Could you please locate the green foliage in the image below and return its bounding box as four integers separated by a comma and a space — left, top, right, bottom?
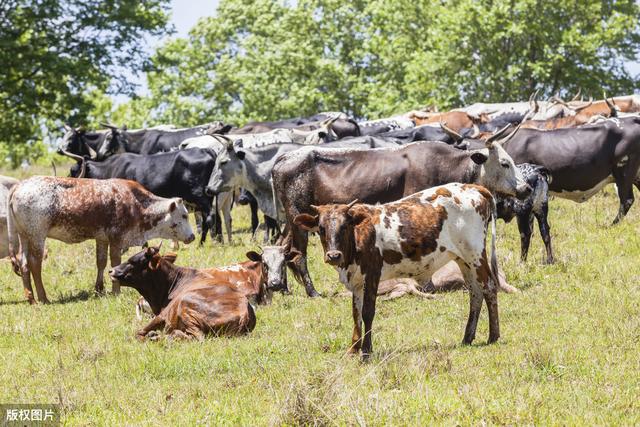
0, 0, 171, 166
104, 0, 640, 128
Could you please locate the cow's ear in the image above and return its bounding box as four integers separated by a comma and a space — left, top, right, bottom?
470, 149, 489, 165
294, 214, 319, 231
169, 201, 177, 212
348, 206, 371, 226
162, 252, 178, 264
236, 150, 246, 160
285, 249, 301, 261
246, 251, 262, 262
148, 254, 162, 270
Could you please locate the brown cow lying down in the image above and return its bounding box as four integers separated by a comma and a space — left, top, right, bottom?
135, 246, 296, 319
111, 246, 256, 340
8, 177, 195, 304
295, 183, 504, 359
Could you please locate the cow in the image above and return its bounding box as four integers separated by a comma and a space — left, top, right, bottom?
357, 116, 415, 136
293, 183, 503, 359
499, 116, 640, 224
521, 98, 617, 130
110, 246, 255, 341
231, 112, 348, 134
553, 94, 640, 118
135, 245, 295, 319
66, 148, 224, 244
405, 111, 484, 132
7, 177, 195, 304
495, 164, 554, 264
272, 133, 531, 297
375, 125, 456, 145
205, 141, 303, 243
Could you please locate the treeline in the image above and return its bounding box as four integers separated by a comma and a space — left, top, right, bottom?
2, 0, 640, 165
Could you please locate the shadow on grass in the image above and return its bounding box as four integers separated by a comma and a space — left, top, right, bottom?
55, 290, 94, 304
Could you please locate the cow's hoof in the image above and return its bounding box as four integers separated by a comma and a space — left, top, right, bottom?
462, 338, 474, 346
360, 352, 372, 363
148, 331, 161, 341
487, 335, 500, 344
306, 289, 322, 298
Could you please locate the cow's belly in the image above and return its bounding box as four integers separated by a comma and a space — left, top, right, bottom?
551, 175, 614, 202
379, 253, 452, 283
47, 225, 106, 244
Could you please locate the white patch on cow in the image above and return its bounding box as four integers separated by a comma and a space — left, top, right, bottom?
216, 264, 244, 272
552, 176, 615, 202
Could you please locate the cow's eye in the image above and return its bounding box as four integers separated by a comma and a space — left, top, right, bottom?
500, 160, 510, 168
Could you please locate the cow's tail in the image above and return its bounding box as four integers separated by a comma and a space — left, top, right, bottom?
7, 185, 22, 276
490, 195, 518, 293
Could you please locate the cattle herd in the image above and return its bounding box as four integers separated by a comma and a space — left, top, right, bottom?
3, 92, 640, 359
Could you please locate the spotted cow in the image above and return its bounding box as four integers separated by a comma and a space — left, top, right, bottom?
294, 183, 502, 359
8, 177, 195, 304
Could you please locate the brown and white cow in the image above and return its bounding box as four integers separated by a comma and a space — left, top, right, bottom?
294, 183, 502, 360
111, 246, 256, 341
135, 246, 296, 318
7, 177, 195, 304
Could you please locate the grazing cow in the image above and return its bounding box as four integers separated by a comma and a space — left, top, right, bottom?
135, 246, 295, 318
67, 148, 223, 244
500, 116, 640, 224
272, 135, 530, 297
110, 246, 255, 341
496, 164, 553, 264
8, 177, 195, 304
294, 183, 502, 359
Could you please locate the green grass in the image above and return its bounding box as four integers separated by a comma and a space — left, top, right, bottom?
1, 165, 640, 425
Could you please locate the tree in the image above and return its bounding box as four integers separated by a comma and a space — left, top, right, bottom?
97, 0, 640, 128
0, 0, 171, 166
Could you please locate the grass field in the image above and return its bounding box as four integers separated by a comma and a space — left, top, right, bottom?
1, 164, 639, 425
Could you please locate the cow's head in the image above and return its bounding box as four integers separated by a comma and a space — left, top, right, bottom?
96, 123, 128, 160
245, 246, 299, 294
294, 200, 363, 268
205, 139, 244, 196
58, 125, 99, 159
442, 122, 531, 199
157, 198, 195, 244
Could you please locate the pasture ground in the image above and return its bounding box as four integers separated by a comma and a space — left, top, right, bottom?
1, 164, 639, 425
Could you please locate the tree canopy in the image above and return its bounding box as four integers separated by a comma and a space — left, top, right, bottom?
2, 0, 640, 164
0, 0, 171, 165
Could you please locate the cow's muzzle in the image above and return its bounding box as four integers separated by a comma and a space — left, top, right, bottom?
515, 183, 533, 200
183, 233, 196, 244
325, 250, 343, 266
267, 279, 287, 292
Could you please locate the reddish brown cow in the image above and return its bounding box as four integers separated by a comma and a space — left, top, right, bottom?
111, 246, 256, 341
406, 111, 487, 132
8, 177, 195, 304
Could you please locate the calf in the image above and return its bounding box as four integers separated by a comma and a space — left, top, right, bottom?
110, 246, 256, 340
8, 177, 195, 304
294, 183, 502, 359
496, 164, 553, 264
135, 246, 294, 318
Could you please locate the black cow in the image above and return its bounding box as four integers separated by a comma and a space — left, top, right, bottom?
58, 126, 114, 159
500, 116, 640, 224
376, 124, 456, 144
232, 113, 346, 134
68, 149, 218, 244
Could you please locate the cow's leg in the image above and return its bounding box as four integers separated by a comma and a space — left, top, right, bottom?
288, 226, 320, 297
27, 241, 48, 304
95, 240, 108, 294
137, 315, 166, 341
516, 212, 534, 262
200, 205, 211, 245
109, 243, 122, 294
194, 211, 203, 235
19, 244, 36, 304
468, 256, 500, 344
348, 288, 363, 354
248, 196, 260, 240
484, 288, 500, 344
360, 278, 379, 361
220, 193, 233, 244
612, 163, 638, 224
535, 202, 554, 264
458, 262, 483, 345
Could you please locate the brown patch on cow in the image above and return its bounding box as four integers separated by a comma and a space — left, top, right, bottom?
453, 196, 460, 205
461, 184, 493, 220
383, 215, 391, 229
425, 187, 453, 202
397, 204, 449, 261
475, 249, 490, 288
382, 249, 403, 265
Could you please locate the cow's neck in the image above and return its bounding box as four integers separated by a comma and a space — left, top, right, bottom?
466, 162, 482, 186
143, 263, 197, 314
241, 261, 267, 304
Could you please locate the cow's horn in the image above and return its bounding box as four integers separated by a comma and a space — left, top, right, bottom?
485, 124, 512, 144
100, 122, 118, 130
83, 141, 98, 159
439, 121, 463, 142
309, 204, 320, 213
346, 199, 359, 209
572, 98, 593, 113
571, 88, 581, 102
58, 148, 84, 162
63, 123, 73, 132
470, 124, 481, 138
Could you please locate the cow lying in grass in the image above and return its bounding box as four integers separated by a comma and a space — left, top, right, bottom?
111, 246, 256, 340
135, 246, 295, 319
294, 183, 503, 360
8, 177, 195, 304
